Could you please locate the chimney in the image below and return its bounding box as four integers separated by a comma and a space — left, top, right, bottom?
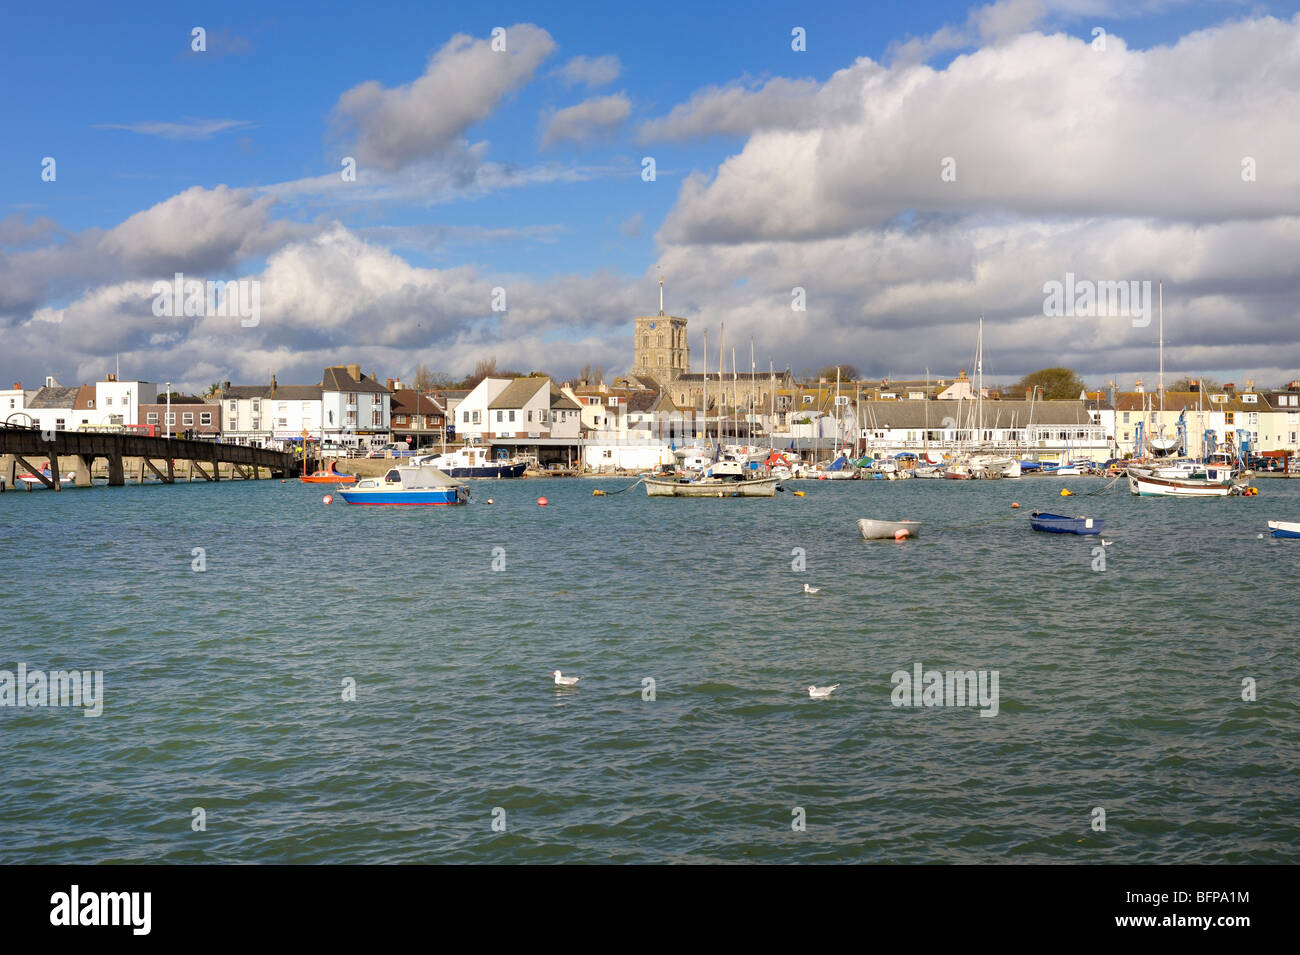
386, 378, 395, 391
270, 374, 277, 397
346, 363, 362, 381
1135, 378, 1144, 394
223, 380, 231, 391
1025, 387, 1033, 401
11, 381, 19, 390
1224, 382, 1236, 393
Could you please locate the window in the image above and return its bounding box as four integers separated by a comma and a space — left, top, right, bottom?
87, 399, 94, 408
276, 418, 287, 427
608, 397, 619, 406
496, 410, 503, 422
229, 400, 237, 412
1242, 393, 1257, 404
1225, 412, 1235, 425
508, 410, 515, 422
463, 411, 469, 423
540, 410, 548, 424
278, 402, 288, 412
252, 399, 261, 412
1122, 412, 1130, 424
105, 396, 112, 405
527, 410, 533, 422
472, 410, 481, 424
167, 413, 176, 425
803, 396, 813, 405
200, 412, 212, 426
147, 412, 159, 424
55, 417, 65, 430
183, 412, 194, 425
396, 415, 406, 425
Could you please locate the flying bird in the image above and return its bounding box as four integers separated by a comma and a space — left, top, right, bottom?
803, 583, 821, 594
552, 670, 580, 687
807, 684, 840, 699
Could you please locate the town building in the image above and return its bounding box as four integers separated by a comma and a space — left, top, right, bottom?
320, 364, 390, 451
388, 386, 446, 449
630, 278, 690, 381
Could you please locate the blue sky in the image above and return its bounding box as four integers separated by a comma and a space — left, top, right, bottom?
3, 0, 1300, 390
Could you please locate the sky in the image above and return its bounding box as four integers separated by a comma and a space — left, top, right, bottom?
2, 0, 1299, 394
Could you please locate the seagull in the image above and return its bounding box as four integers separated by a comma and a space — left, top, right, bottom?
552, 670, 580, 687
1100, 539, 1114, 547
808, 684, 839, 699
803, 583, 821, 594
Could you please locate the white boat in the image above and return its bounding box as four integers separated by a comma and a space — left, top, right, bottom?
857, 518, 921, 540
1126, 467, 1239, 497
645, 460, 778, 497
971, 454, 1021, 478
1267, 521, 1300, 539
16, 465, 76, 488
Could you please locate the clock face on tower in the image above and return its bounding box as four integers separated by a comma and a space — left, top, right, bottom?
648, 321, 656, 329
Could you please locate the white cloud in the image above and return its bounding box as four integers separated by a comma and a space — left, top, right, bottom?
540, 94, 631, 148
91, 119, 254, 140
555, 54, 622, 88
638, 76, 825, 141
331, 23, 556, 171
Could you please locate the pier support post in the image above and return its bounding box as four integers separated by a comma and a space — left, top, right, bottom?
72, 454, 92, 488
48, 444, 61, 490
211, 454, 221, 481
167, 458, 175, 483
142, 458, 170, 484
107, 454, 125, 486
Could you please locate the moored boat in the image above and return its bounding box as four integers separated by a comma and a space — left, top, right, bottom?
1028, 511, 1104, 535
645, 461, 778, 497
1126, 467, 1239, 497
338, 464, 469, 505
1267, 520, 1300, 539
412, 445, 526, 478
302, 462, 357, 484
856, 518, 921, 540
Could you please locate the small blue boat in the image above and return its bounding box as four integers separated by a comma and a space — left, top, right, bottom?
338, 464, 469, 505
1267, 521, 1300, 539
1029, 510, 1104, 535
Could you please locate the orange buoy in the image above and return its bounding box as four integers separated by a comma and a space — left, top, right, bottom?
322, 494, 333, 504
537, 497, 548, 506
893, 528, 909, 541
1011, 502, 1020, 509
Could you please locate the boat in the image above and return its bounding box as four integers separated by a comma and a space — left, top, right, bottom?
1125, 467, 1240, 497
645, 460, 778, 497
15, 464, 76, 488
337, 464, 469, 505
1028, 511, 1104, 535
856, 518, 921, 540
412, 445, 526, 478
302, 462, 356, 484
815, 453, 857, 480
1267, 521, 1300, 539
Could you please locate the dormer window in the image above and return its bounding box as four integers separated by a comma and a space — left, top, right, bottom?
1210, 394, 1228, 404
1242, 393, 1257, 404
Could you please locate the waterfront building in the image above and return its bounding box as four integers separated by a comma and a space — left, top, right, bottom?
1111, 384, 1299, 457
138, 395, 220, 437
0, 381, 26, 426
388, 387, 446, 449
630, 278, 690, 381
320, 364, 391, 451
219, 378, 324, 448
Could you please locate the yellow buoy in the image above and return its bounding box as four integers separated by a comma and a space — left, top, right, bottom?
593, 489, 606, 496
793, 490, 805, 497
1060, 488, 1073, 496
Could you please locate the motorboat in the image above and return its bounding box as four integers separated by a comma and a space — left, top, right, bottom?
412, 445, 526, 478
302, 462, 356, 484
1126, 467, 1239, 497
338, 464, 469, 505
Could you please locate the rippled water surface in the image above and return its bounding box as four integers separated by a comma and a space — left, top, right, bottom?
2, 474, 1298, 863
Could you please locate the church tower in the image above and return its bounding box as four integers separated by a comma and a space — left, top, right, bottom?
631, 277, 690, 382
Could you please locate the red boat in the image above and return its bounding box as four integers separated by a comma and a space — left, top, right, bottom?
301, 462, 356, 484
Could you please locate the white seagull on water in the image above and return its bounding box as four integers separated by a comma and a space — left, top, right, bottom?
552, 670, 580, 687
1100, 539, 1114, 547
807, 684, 839, 699
803, 583, 821, 594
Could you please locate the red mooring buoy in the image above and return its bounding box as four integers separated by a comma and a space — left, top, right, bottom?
537, 496, 548, 507
323, 494, 333, 505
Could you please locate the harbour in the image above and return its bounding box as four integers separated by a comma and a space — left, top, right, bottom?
2, 474, 1297, 864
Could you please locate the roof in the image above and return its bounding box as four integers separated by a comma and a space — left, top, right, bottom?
1112, 391, 1270, 414
548, 382, 582, 411
26, 385, 81, 409
857, 399, 1095, 429
321, 366, 388, 394
73, 385, 95, 409
489, 378, 547, 409
626, 391, 675, 413
390, 389, 443, 415
220, 384, 323, 400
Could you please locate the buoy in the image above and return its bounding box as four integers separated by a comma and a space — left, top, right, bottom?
1011, 501, 1020, 509
893, 528, 909, 541
793, 490, 805, 497
537, 497, 548, 506
322, 494, 333, 504
281, 480, 286, 484
486, 498, 494, 504
593, 489, 606, 496
1060, 488, 1073, 496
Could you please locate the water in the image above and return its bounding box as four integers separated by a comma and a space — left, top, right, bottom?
2, 475, 1298, 863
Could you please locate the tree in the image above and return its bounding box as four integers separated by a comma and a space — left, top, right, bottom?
1014, 367, 1087, 400
1168, 376, 1221, 393
464, 358, 498, 388
203, 383, 220, 397
579, 363, 604, 385
817, 364, 861, 381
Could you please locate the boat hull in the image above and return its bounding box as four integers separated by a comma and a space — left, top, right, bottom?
338, 487, 467, 505
1028, 512, 1103, 535
645, 477, 778, 497
1267, 521, 1300, 539
857, 518, 921, 540
437, 462, 527, 479
1126, 468, 1234, 497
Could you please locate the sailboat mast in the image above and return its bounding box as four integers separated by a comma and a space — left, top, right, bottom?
731, 346, 737, 446
769, 359, 775, 453
702, 329, 707, 444
749, 337, 755, 444
718, 323, 725, 446
1158, 281, 1164, 415
977, 314, 984, 443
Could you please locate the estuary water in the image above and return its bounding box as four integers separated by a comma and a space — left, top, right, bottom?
2, 474, 1298, 863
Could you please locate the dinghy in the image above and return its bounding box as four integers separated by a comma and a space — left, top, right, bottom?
857, 518, 921, 540
1028, 511, 1103, 535
1267, 521, 1300, 539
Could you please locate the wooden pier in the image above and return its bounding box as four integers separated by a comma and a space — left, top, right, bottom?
0, 425, 298, 491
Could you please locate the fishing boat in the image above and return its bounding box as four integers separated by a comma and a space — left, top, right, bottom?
412, 445, 526, 478
1267, 521, 1300, 539
645, 460, 778, 497
856, 518, 921, 540
301, 462, 356, 484
1125, 467, 1239, 497
1028, 511, 1104, 535
337, 464, 469, 505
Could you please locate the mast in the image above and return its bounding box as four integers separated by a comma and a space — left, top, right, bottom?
769, 359, 775, 453
702, 329, 707, 444
977, 314, 984, 446
749, 337, 755, 444
731, 346, 737, 445
718, 323, 725, 447
835, 365, 841, 454
1158, 281, 1164, 416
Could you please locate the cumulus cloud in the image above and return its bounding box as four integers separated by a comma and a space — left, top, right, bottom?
660, 18, 1300, 244
331, 23, 556, 171
540, 94, 631, 148
639, 76, 825, 141
555, 54, 622, 88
